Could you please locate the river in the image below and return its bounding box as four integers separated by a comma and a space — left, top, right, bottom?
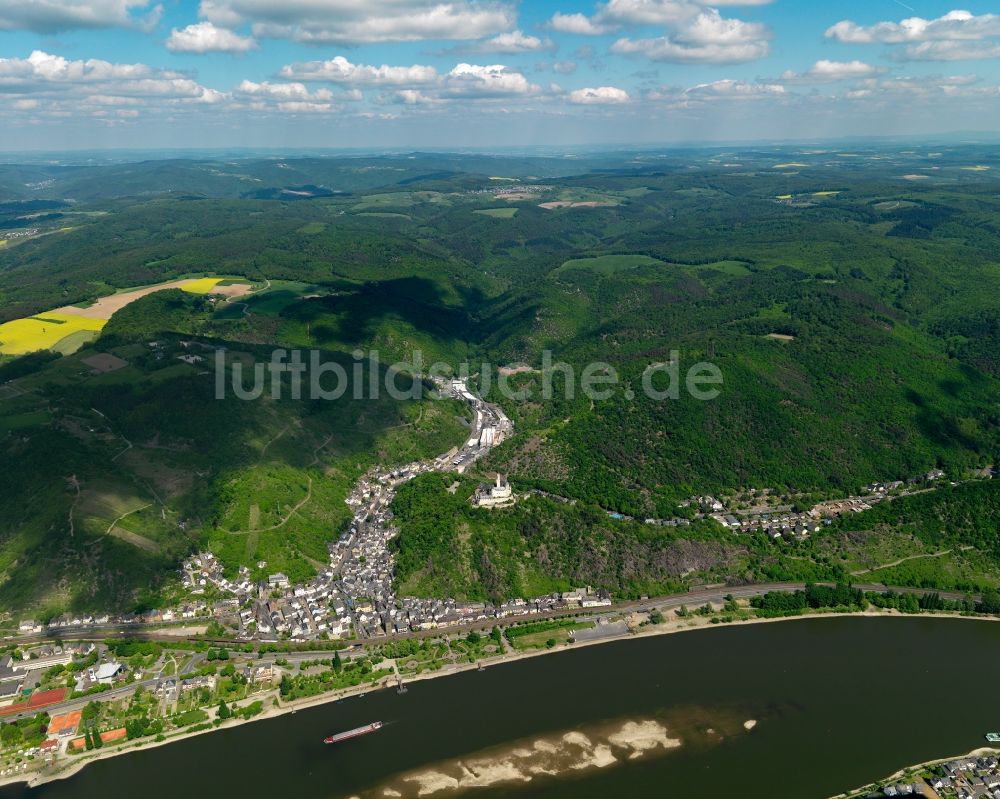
3, 616, 997, 799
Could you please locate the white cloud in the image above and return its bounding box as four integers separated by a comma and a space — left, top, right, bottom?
236, 79, 331, 100
234, 79, 339, 112
0, 0, 161, 33
611, 10, 770, 63
277, 56, 539, 105
197, 0, 242, 28
827, 10, 1000, 61
271, 101, 336, 113
894, 40, 1000, 61
1, 50, 173, 90
807, 59, 879, 79
201, 0, 515, 44
0, 50, 225, 121
685, 78, 784, 98
467, 30, 554, 53
643, 77, 785, 106
547, 11, 613, 35
826, 10, 1000, 44
444, 63, 538, 97
393, 88, 441, 105
279, 56, 437, 85
166, 21, 257, 53
839, 74, 997, 104
568, 85, 630, 104
597, 0, 699, 27
781, 59, 882, 82
547, 0, 774, 35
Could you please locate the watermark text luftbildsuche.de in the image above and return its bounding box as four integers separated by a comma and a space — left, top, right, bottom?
215, 348, 723, 403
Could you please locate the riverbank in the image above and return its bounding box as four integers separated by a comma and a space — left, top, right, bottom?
830, 747, 1000, 799
7, 606, 999, 791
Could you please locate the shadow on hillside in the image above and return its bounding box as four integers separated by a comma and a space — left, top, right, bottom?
280, 276, 474, 348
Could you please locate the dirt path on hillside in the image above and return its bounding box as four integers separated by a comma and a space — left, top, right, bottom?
54, 279, 251, 320
849, 547, 971, 576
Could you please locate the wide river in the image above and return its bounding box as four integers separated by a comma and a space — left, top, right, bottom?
4, 617, 999, 799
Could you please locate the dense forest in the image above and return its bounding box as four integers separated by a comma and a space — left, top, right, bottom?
390, 473, 745, 602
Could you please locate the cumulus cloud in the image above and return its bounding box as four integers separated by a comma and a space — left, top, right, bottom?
465, 30, 554, 53
200, 0, 515, 44
841, 74, 997, 103
392, 88, 441, 105
894, 40, 1000, 61
234, 78, 339, 111
825, 9, 1000, 61
780, 59, 882, 82
685, 78, 784, 98
0, 0, 161, 33
444, 63, 539, 97
236, 79, 331, 100
596, 0, 701, 27
166, 21, 257, 53
548, 11, 614, 35
279, 55, 437, 85
0, 49, 225, 122
611, 10, 770, 63
643, 77, 785, 105
826, 10, 1000, 44
807, 59, 880, 79
541, 59, 577, 75
547, 0, 774, 35
1, 50, 184, 91
568, 85, 630, 104
277, 56, 539, 105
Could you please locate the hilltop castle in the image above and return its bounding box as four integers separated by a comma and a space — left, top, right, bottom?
473, 473, 514, 508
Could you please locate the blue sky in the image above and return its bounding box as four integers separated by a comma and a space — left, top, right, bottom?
1, 0, 1000, 149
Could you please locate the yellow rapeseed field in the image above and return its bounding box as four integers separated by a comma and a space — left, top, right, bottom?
0, 276, 247, 356
0, 313, 106, 355
179, 278, 225, 294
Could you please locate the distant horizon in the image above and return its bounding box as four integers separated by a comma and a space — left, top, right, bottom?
2, 131, 1000, 162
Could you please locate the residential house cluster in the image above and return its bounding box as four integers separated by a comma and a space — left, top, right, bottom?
172, 381, 612, 642
714, 511, 832, 540
926, 754, 1000, 799
468, 184, 545, 197
0, 228, 39, 240
876, 782, 922, 797
392, 587, 612, 632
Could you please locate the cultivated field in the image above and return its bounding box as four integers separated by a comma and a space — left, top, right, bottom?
556, 254, 664, 275
54, 277, 252, 320
0, 313, 106, 355
0, 276, 252, 355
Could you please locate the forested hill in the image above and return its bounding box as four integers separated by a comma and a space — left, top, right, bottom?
1, 144, 999, 614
